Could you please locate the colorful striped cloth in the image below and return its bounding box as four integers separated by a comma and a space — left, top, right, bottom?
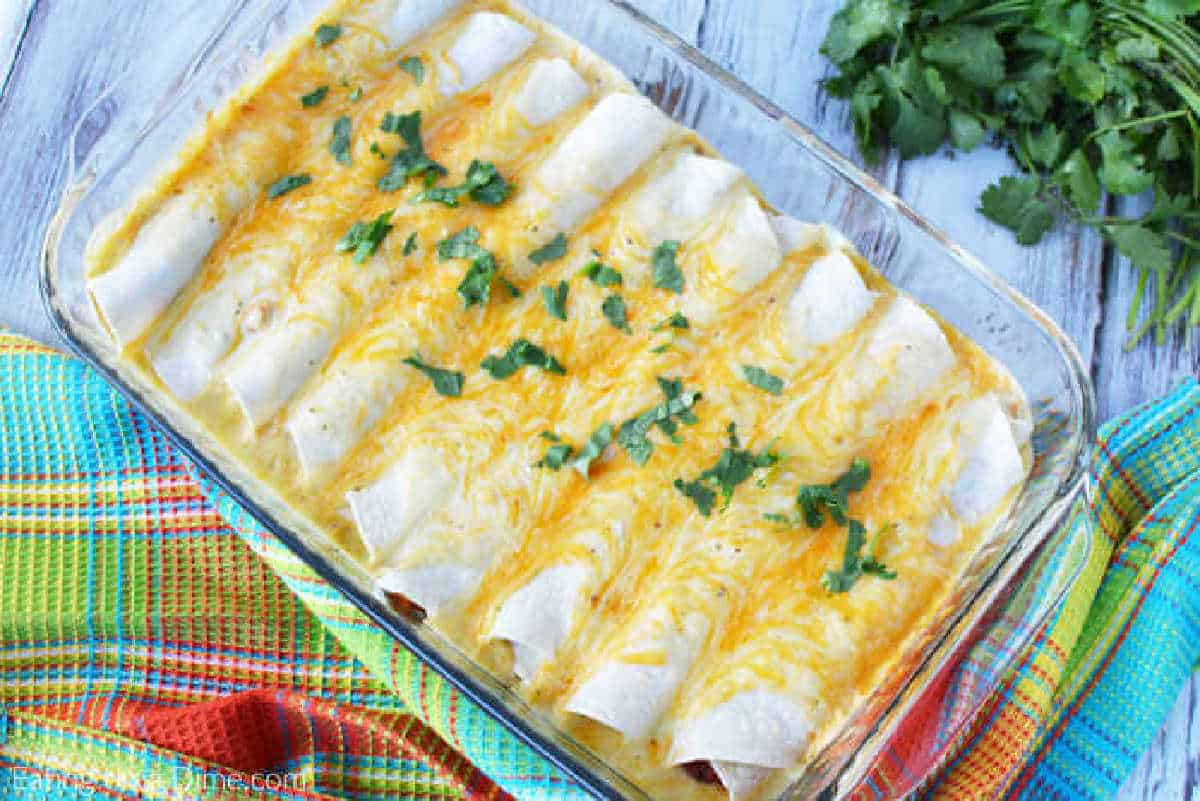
1, 329, 1197, 800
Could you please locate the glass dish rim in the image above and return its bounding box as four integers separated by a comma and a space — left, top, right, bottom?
39, 0, 1098, 797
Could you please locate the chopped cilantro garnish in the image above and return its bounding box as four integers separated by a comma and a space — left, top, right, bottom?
540, 431, 561, 442
570, 423, 614, 479
650, 342, 672, 353
349, 86, 364, 102
602, 294, 631, 333
821, 521, 897, 593
535, 443, 575, 470
403, 232, 418, 255
741, 365, 784, 395
398, 56, 425, 85
794, 458, 871, 529
616, 377, 701, 466
411, 160, 513, 207
674, 423, 778, 516
529, 233, 569, 265
301, 85, 329, 107
329, 116, 353, 166
437, 227, 507, 309
481, 339, 566, 379
314, 23, 342, 47
541, 281, 569, 321
674, 477, 717, 516
378, 110, 446, 191
335, 211, 394, 264
580, 259, 622, 287
402, 355, 463, 397
652, 312, 689, 331
651, 240, 684, 293
370, 141, 386, 159
266, 174, 312, 199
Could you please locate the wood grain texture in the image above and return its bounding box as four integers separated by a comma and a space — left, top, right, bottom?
0, 1, 1193, 798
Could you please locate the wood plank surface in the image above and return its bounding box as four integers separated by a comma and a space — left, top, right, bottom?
0, 1, 1194, 798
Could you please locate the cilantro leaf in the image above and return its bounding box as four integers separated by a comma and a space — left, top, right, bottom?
1058, 49, 1106, 104
481, 339, 566, 379
399, 56, 425, 85
948, 109, 985, 151
822, 520, 897, 593
402, 355, 463, 397
1096, 130, 1155, 196
651, 240, 684, 293
581, 259, 623, 287
652, 312, 689, 331
571, 423, 613, 479
920, 25, 1006, 88
411, 160, 513, 207
1054, 148, 1101, 214
335, 211, 394, 263
674, 423, 778, 516
1104, 224, 1174, 275
437, 227, 505, 309
529, 233, 569, 266
535, 443, 575, 470
541, 281, 569, 321
403, 232, 418, 255
329, 116, 353, 166
875, 58, 948, 158
301, 85, 329, 107
602, 294, 631, 333
979, 176, 1054, 245
378, 110, 446, 191
674, 478, 716, 517
314, 23, 342, 47
795, 458, 871, 529
267, 174, 312, 199
820, 0, 909, 64
616, 377, 702, 466
740, 365, 784, 395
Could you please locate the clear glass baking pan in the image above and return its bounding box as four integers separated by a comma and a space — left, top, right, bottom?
40, 0, 1096, 798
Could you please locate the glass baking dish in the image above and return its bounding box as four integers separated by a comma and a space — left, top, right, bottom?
40, 0, 1096, 798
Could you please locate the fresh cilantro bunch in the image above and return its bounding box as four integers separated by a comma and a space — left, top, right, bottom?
822, 0, 1200, 346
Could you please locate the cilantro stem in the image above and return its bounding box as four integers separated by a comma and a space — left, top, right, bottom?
1083, 110, 1192, 146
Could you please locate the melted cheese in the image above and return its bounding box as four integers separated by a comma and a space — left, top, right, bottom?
85, 1, 1034, 799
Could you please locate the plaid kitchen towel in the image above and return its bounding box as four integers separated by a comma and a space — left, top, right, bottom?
1, 329, 1197, 801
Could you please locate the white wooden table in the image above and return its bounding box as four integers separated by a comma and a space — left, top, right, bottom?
0, 1, 1196, 797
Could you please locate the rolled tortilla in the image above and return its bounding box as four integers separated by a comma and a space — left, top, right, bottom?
484, 506, 630, 681
89, 193, 222, 349
438, 12, 536, 96
768, 214, 853, 256
665, 605, 855, 798
629, 153, 743, 243
784, 249, 875, 357
708, 193, 784, 294
380, 0, 463, 47
371, 443, 535, 616
346, 445, 453, 562
566, 604, 710, 739
512, 58, 590, 128
221, 272, 354, 428
89, 126, 293, 348
520, 92, 674, 237
928, 393, 1027, 547
488, 563, 592, 680
854, 296, 956, 423
284, 59, 590, 478
565, 533, 757, 740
